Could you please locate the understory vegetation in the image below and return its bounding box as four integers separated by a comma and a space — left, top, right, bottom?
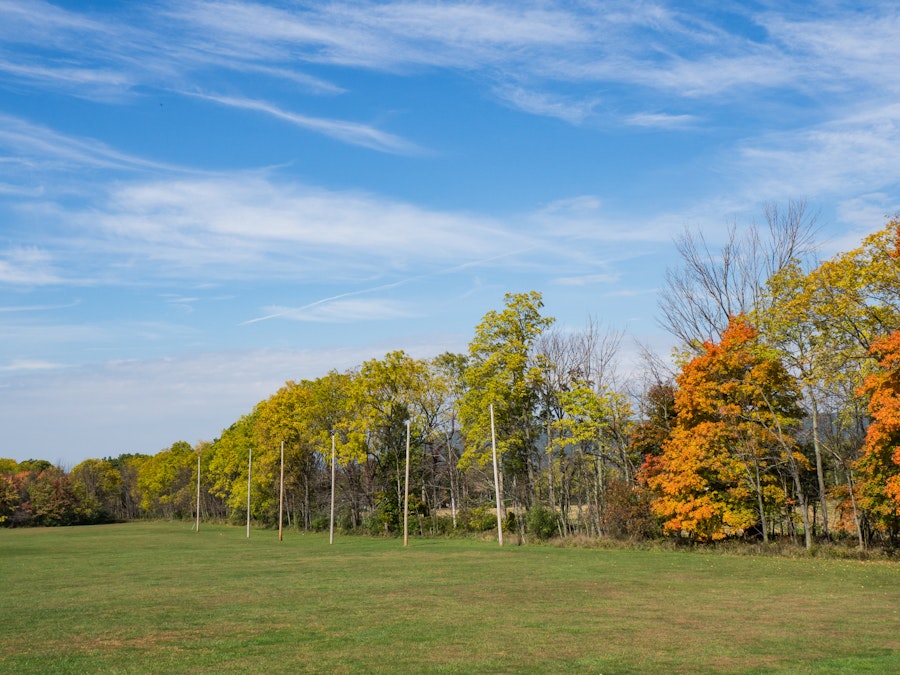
3, 210, 900, 555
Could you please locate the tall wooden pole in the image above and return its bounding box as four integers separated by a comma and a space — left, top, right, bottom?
403, 420, 411, 547
491, 403, 503, 547
329, 433, 336, 545
195, 452, 201, 533
246, 446, 252, 539
278, 440, 284, 542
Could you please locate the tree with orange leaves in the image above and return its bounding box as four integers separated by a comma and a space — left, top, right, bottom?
646, 316, 805, 543
855, 330, 900, 540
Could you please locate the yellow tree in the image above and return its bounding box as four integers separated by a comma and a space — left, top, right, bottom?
253, 376, 347, 530
136, 441, 196, 518
302, 370, 363, 528
774, 220, 900, 542
351, 351, 430, 532
207, 412, 258, 522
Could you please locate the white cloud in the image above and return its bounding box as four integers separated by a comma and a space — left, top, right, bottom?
761, 9, 900, 94
257, 298, 416, 323
79, 175, 524, 279
530, 196, 667, 243
169, 1, 590, 70
0, 114, 176, 173
188, 93, 421, 154
0, 247, 62, 285
0, 341, 465, 464
0, 300, 79, 313
494, 86, 600, 124
553, 273, 620, 286
0, 359, 65, 372
626, 112, 699, 129
4, 1, 900, 131
735, 103, 900, 202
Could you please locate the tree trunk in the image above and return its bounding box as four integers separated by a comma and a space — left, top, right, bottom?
809, 396, 829, 537
546, 419, 563, 537
846, 467, 865, 550
447, 439, 458, 529
752, 456, 769, 544
593, 453, 604, 537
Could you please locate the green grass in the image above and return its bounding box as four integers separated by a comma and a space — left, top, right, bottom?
2, 523, 899, 673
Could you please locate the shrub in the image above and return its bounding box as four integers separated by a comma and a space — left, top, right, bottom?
600, 479, 660, 540
309, 514, 330, 532
463, 506, 497, 532
526, 505, 559, 541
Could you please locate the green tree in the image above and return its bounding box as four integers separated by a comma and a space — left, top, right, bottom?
208, 413, 259, 523
70, 458, 122, 522
459, 291, 554, 534
351, 351, 429, 533
429, 353, 468, 528
107, 454, 148, 520
0, 474, 18, 524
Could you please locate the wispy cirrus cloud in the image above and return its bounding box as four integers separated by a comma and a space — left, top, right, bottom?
188, 93, 421, 154
0, 359, 66, 373
167, 0, 589, 71
553, 273, 620, 287
493, 85, 600, 125
164, 2, 900, 103
255, 298, 416, 324
4, 1, 900, 138
626, 112, 699, 129
0, 247, 63, 285
0, 300, 80, 313
734, 103, 900, 201
0, 113, 177, 174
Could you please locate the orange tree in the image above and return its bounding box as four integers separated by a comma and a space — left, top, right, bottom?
855, 330, 900, 540
645, 316, 804, 542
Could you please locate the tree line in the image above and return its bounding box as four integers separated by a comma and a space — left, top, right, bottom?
3, 210, 899, 550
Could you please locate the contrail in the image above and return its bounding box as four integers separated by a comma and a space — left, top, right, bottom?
238, 279, 407, 325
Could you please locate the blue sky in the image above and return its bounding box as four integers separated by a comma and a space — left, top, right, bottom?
2, 0, 899, 466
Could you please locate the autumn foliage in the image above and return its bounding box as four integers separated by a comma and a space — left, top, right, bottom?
3, 222, 900, 550
645, 316, 802, 541
855, 330, 900, 531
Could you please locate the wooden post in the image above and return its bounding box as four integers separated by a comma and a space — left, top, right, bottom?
403, 420, 411, 547
195, 452, 201, 533
491, 403, 503, 547
246, 447, 252, 539
278, 440, 284, 542
330, 433, 336, 545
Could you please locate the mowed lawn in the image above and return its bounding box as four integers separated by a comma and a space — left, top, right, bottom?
1, 523, 898, 673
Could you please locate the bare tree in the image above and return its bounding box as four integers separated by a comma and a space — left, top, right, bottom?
658, 199, 818, 349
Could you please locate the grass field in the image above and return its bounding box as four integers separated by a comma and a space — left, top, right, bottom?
2, 523, 899, 673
